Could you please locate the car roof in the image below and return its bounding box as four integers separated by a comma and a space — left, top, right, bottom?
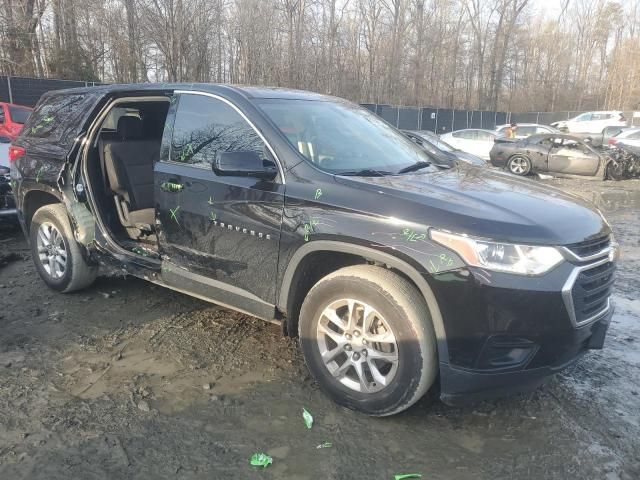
526, 133, 586, 141
615, 127, 640, 137
39, 83, 339, 102
496, 123, 553, 128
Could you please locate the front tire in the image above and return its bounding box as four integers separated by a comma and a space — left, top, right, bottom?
298, 265, 437, 416
30, 204, 97, 292
507, 155, 531, 176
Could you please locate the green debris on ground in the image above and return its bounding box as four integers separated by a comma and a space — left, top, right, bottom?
302, 407, 313, 429
316, 442, 332, 449
249, 453, 272, 468
394, 474, 422, 480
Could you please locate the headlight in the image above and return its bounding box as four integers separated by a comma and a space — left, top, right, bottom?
430, 230, 564, 275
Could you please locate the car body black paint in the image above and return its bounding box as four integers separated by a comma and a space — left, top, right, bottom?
12, 83, 614, 404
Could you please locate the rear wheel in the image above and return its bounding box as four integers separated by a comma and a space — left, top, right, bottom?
30, 204, 97, 292
298, 265, 437, 416
507, 155, 531, 176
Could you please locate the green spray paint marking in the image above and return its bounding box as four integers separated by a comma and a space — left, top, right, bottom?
180, 143, 194, 163
428, 253, 454, 274
35, 166, 45, 183
209, 211, 217, 221
169, 206, 180, 225
160, 181, 183, 192
207, 195, 214, 205
314, 188, 323, 200
402, 228, 427, 242
303, 219, 320, 242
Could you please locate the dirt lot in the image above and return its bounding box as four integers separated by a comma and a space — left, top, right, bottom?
1, 177, 639, 480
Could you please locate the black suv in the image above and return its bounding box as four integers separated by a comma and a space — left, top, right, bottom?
11, 84, 617, 415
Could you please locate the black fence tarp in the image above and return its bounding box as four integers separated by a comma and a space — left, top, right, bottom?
0, 76, 103, 107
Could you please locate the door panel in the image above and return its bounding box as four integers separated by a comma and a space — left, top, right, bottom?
155, 93, 285, 305
548, 143, 600, 176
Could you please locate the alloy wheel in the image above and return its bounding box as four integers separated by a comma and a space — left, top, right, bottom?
36, 222, 67, 279
509, 156, 529, 174
316, 298, 399, 393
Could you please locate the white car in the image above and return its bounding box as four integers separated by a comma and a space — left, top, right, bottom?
495, 123, 560, 138
608, 127, 640, 148
552, 111, 627, 134
439, 129, 496, 160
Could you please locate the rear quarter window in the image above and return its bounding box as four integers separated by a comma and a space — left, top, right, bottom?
21, 92, 99, 151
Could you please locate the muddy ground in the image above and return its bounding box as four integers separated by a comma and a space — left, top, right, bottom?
1, 177, 639, 480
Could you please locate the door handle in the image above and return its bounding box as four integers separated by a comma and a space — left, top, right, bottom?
160, 180, 184, 193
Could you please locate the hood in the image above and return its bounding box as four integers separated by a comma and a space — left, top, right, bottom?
335, 166, 608, 245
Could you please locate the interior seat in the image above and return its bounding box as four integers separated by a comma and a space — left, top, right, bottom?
103, 116, 160, 238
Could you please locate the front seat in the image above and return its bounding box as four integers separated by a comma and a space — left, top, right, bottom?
104, 116, 159, 239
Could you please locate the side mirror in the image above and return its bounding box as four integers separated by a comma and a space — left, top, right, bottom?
213, 151, 277, 179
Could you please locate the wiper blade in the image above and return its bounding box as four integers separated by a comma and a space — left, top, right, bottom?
338, 168, 393, 177
397, 161, 432, 174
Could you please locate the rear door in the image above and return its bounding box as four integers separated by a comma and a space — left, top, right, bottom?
548, 138, 600, 175
154, 91, 285, 317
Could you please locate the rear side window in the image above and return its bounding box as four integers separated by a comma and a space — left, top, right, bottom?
21, 92, 99, 151
9, 105, 31, 124
170, 94, 268, 168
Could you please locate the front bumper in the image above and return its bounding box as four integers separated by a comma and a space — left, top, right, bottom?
430, 239, 615, 404
439, 308, 611, 405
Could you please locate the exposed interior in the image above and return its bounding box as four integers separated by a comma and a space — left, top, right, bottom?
85, 96, 170, 255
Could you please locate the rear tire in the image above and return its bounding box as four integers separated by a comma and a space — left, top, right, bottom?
298, 265, 437, 416
507, 155, 531, 176
30, 204, 97, 292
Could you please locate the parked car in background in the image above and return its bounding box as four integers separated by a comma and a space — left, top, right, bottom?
439, 129, 496, 160
403, 130, 485, 166
0, 102, 33, 140
490, 133, 617, 179
552, 111, 627, 134
608, 127, 640, 148
601, 126, 632, 147
495, 123, 560, 138
0, 135, 16, 218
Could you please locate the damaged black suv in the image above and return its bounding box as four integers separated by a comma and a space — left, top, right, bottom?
11, 84, 618, 415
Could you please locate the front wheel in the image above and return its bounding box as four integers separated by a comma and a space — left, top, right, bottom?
507, 155, 531, 176
298, 265, 438, 416
606, 160, 626, 181
30, 204, 97, 292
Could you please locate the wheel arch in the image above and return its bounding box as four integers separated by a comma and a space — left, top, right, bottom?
22, 188, 62, 233
278, 240, 449, 364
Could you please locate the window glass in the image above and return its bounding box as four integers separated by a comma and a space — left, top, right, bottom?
8, 105, 31, 124
171, 94, 268, 168
475, 130, 494, 141
575, 113, 591, 122
257, 99, 430, 174
517, 126, 536, 137
26, 93, 88, 142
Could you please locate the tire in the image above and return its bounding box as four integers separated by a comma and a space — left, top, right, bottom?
298, 265, 437, 416
29, 204, 97, 293
507, 155, 531, 176
606, 161, 626, 181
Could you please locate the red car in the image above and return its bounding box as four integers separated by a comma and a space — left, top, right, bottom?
0, 102, 33, 140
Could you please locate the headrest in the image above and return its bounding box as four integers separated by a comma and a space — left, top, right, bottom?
117, 116, 143, 140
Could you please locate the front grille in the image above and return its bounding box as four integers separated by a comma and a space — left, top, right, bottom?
565, 235, 611, 259
571, 261, 615, 324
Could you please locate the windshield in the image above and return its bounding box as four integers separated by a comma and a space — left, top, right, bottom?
257, 99, 432, 175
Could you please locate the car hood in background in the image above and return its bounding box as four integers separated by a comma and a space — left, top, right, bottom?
335, 167, 608, 245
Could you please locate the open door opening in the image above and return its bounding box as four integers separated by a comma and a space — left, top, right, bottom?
84, 96, 170, 257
